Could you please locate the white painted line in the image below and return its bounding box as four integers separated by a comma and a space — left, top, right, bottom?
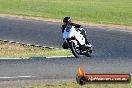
42, 46, 54, 49
21, 43, 26, 45
49, 47, 54, 49
3, 40, 8, 42
42, 46, 48, 48
16, 76, 34, 78
0, 77, 14, 79
46, 55, 74, 58
16, 42, 21, 44
0, 58, 22, 59
35, 45, 41, 47
9, 41, 15, 43
27, 44, 31, 46
0, 58, 29, 59
0, 76, 35, 79
0, 39, 57, 49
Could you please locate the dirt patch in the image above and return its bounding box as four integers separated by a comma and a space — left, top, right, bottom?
0, 14, 132, 30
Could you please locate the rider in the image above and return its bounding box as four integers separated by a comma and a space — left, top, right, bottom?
61, 17, 90, 49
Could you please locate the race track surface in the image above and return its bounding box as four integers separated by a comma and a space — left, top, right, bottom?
0, 16, 132, 81
0, 57, 132, 81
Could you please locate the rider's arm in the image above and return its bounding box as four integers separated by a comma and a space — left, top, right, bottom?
71, 23, 81, 28
61, 25, 66, 33
75, 24, 81, 28
77, 25, 86, 34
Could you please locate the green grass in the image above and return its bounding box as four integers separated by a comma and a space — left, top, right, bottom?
22, 81, 132, 88
0, 41, 72, 58
0, 0, 131, 26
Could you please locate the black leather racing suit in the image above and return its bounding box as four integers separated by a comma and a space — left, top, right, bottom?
61, 23, 89, 49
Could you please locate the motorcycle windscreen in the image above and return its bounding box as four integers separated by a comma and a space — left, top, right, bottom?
63, 25, 76, 39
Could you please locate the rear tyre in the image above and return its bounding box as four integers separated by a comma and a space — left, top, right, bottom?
70, 41, 80, 58
85, 48, 92, 57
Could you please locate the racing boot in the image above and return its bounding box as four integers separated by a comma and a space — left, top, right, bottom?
85, 37, 92, 48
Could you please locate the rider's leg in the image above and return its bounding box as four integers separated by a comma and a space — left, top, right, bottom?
81, 30, 92, 48
80, 30, 90, 44
84, 34, 89, 44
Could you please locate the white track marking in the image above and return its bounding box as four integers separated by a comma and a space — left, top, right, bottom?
0, 58, 29, 59
3, 40, 8, 42
46, 55, 74, 58
16, 42, 21, 44
0, 76, 35, 79
0, 39, 57, 49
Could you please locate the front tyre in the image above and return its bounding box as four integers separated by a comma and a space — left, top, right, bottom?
70, 41, 80, 58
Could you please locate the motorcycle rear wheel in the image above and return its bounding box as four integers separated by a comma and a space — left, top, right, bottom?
84, 48, 92, 57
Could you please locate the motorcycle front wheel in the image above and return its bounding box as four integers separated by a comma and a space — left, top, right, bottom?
70, 41, 80, 58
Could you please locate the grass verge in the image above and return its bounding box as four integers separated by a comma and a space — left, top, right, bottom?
0, 41, 72, 58
23, 80, 132, 88
0, 0, 131, 26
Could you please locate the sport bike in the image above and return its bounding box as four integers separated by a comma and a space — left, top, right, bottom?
63, 25, 92, 58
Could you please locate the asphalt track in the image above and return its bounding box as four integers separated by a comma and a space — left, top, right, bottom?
0, 16, 132, 81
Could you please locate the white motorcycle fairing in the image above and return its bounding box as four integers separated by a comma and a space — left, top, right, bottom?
63, 26, 85, 45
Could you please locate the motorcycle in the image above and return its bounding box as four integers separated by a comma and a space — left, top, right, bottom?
63, 25, 92, 58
